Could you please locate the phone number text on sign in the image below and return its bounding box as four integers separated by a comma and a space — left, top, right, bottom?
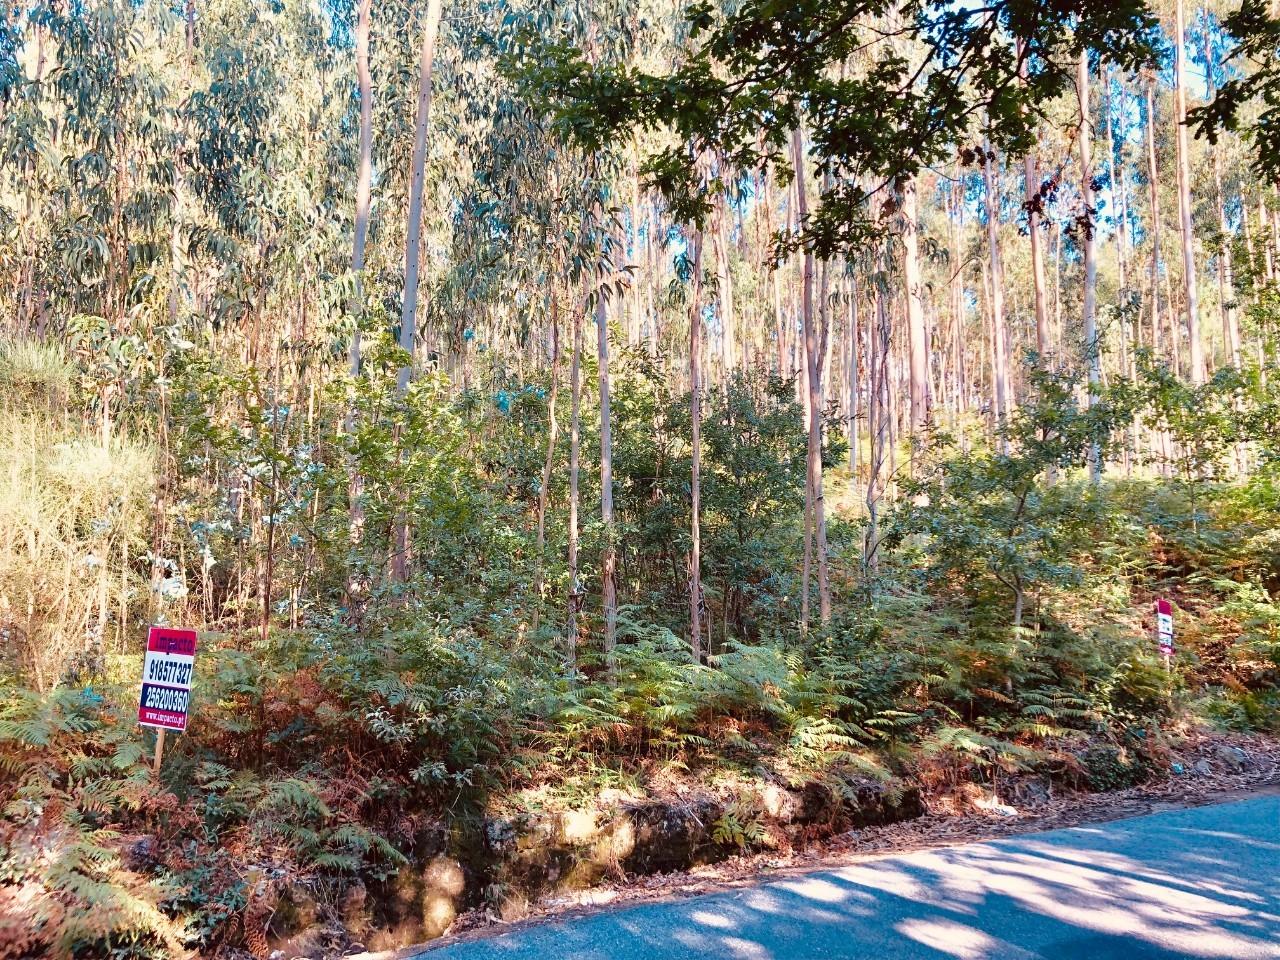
138, 627, 198, 732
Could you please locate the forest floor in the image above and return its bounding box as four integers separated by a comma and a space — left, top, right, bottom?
370, 730, 1280, 960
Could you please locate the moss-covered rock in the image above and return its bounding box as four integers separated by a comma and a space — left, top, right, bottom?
1078, 744, 1151, 792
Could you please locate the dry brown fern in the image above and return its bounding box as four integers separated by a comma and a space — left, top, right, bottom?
241, 882, 278, 960
0, 882, 50, 960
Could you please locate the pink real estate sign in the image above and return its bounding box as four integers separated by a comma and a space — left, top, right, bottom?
1154, 598, 1174, 657
138, 626, 198, 732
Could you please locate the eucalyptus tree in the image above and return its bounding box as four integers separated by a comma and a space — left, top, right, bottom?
1078, 52, 1103, 482
183, 0, 352, 628
349, 0, 373, 317
1197, 11, 1243, 369
514, 0, 1158, 257
594, 280, 617, 671
397, 0, 444, 391
864, 254, 894, 573
427, 0, 647, 667
0, 0, 363, 637
1144, 76, 1171, 367
982, 143, 1012, 438
1172, 0, 1206, 384
903, 176, 929, 451
513, 0, 1159, 629
1190, 0, 1280, 181
387, 0, 443, 584
686, 227, 706, 659
846, 266, 863, 473
490, 0, 705, 659
1018, 44, 1052, 359
347, 0, 374, 552
0, 0, 180, 440
568, 278, 583, 659
791, 128, 831, 627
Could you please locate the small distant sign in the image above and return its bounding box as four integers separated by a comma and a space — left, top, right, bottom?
138, 626, 198, 732
1154, 599, 1174, 658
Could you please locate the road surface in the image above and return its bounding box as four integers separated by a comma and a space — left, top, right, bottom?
420, 794, 1280, 959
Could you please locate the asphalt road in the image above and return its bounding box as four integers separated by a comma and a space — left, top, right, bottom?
420, 794, 1280, 960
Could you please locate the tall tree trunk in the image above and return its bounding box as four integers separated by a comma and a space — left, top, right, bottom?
865, 280, 890, 575
397, 0, 443, 394
1213, 160, 1241, 362
792, 129, 831, 625
647, 193, 660, 355
1272, 196, 1280, 283
260, 359, 281, 645
391, 0, 444, 582
629, 173, 642, 346
1145, 79, 1167, 366
687, 230, 705, 660
1173, 0, 1206, 384
715, 188, 736, 375
982, 258, 996, 435
1260, 194, 1275, 282
950, 173, 967, 424
787, 184, 803, 405
348, 0, 373, 558
765, 174, 787, 376
820, 255, 834, 410
773, 270, 786, 377
567, 288, 583, 662
1020, 44, 1051, 359
1203, 34, 1242, 368
350, 0, 373, 361
1105, 65, 1129, 292
847, 274, 860, 474
1105, 65, 1139, 473
981, 141, 1010, 443
1025, 149, 1051, 361
902, 177, 929, 452
1079, 52, 1103, 482
1051, 219, 1063, 350
1146, 68, 1180, 481
596, 286, 617, 674
1025, 69, 1059, 481
534, 295, 561, 642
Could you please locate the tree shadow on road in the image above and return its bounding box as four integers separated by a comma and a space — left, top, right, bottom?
425, 797, 1280, 959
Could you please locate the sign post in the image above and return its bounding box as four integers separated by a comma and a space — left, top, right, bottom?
1153, 598, 1174, 670
153, 728, 166, 773
138, 626, 198, 770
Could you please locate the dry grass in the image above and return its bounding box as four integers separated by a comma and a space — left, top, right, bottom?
0, 411, 155, 689
0, 338, 74, 408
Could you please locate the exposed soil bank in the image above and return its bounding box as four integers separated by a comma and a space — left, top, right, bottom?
245, 730, 1280, 960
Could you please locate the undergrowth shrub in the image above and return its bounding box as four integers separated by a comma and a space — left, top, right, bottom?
536, 616, 901, 789
0, 621, 528, 957
0, 685, 187, 959
4, 344, 1280, 958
